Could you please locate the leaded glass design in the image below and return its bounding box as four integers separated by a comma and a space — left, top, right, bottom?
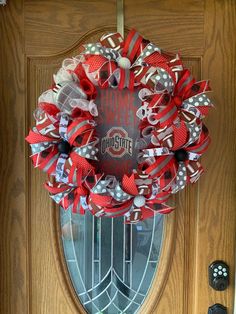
60, 208, 164, 314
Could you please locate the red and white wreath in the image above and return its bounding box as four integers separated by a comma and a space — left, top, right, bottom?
26, 29, 212, 223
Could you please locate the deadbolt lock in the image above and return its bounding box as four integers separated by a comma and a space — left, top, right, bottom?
209, 261, 229, 291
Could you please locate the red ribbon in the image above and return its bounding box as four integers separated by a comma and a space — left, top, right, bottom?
80, 29, 181, 92
45, 181, 88, 214
174, 69, 211, 116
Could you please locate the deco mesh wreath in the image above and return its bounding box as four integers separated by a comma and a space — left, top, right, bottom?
26, 29, 212, 224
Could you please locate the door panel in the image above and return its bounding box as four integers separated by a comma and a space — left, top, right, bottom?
26, 27, 202, 313
0, 1, 235, 313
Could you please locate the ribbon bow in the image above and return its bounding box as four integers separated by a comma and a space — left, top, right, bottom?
174, 69, 212, 118
26, 107, 98, 184
142, 123, 210, 193
79, 29, 183, 92
136, 71, 213, 143
45, 180, 89, 214
86, 171, 173, 223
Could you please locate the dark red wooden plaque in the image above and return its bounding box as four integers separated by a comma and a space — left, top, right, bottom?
96, 88, 141, 179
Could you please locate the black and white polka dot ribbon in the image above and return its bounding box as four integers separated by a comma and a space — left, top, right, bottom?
30, 140, 58, 156
73, 142, 98, 161
109, 183, 132, 202
184, 122, 202, 146
83, 43, 120, 61
171, 162, 187, 193
133, 43, 161, 66
91, 177, 132, 202
92, 179, 110, 194
151, 68, 174, 93
132, 43, 176, 92
183, 93, 211, 111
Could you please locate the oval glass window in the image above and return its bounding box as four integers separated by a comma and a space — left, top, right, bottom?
61, 209, 164, 314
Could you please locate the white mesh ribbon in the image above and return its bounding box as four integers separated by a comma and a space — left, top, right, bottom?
53, 57, 82, 84
69, 99, 98, 116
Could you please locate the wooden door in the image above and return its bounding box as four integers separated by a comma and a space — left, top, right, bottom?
0, 1, 235, 313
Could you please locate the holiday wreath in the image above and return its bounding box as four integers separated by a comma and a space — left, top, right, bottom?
26, 29, 212, 223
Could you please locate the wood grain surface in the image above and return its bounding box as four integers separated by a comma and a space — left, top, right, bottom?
0, 1, 235, 313
197, 1, 236, 313
0, 1, 28, 314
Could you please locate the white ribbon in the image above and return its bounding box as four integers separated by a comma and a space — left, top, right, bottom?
69, 99, 98, 116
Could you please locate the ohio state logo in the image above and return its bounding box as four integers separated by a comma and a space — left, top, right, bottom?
101, 127, 133, 158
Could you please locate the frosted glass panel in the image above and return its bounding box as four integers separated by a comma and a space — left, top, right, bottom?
60, 208, 164, 314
